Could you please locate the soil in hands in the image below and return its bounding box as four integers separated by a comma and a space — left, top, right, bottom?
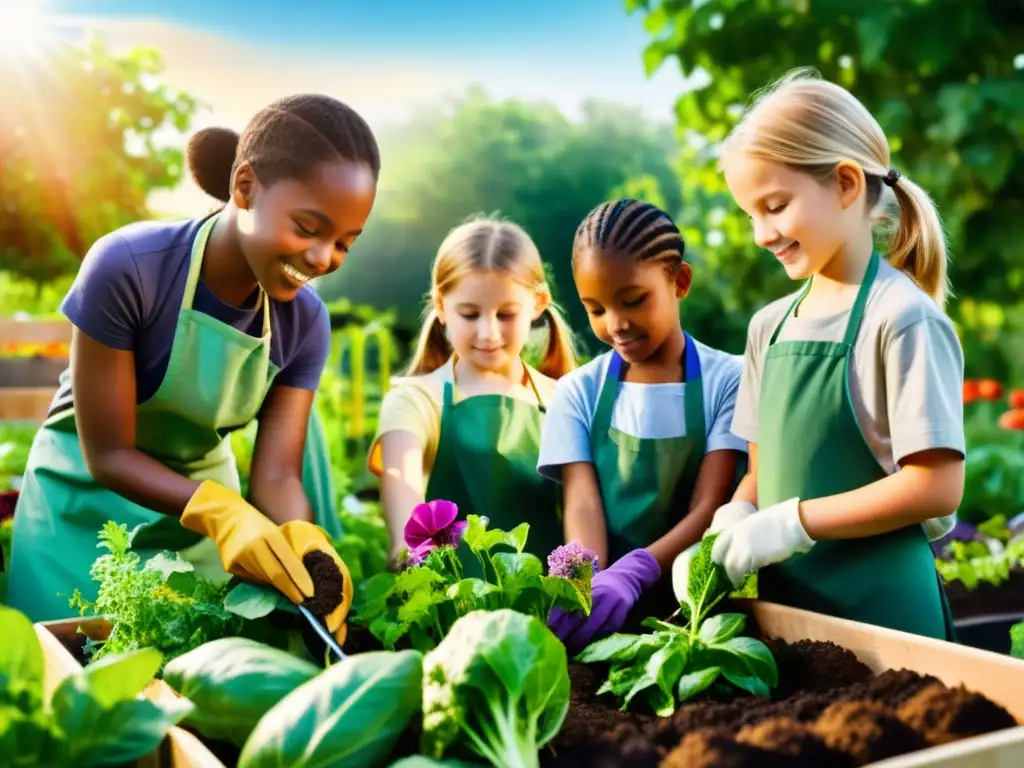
542, 638, 1017, 768
302, 550, 344, 617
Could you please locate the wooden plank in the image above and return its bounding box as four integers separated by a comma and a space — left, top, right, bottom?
0, 386, 57, 422
0, 318, 73, 344
751, 600, 1024, 768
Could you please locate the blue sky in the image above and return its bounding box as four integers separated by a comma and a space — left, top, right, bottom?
38, 0, 696, 213
60, 0, 650, 56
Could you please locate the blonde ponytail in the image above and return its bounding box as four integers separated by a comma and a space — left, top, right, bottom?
888, 176, 950, 308
722, 68, 953, 310
537, 304, 578, 379
403, 306, 451, 376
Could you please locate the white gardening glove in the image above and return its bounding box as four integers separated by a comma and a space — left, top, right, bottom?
710, 497, 816, 587
922, 512, 956, 542
706, 500, 757, 536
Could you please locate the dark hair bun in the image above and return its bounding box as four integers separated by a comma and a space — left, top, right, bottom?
186, 126, 240, 203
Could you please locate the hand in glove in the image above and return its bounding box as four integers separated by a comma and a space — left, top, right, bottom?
710, 497, 815, 587
280, 520, 354, 644
548, 548, 661, 652
706, 500, 757, 536
180, 480, 313, 604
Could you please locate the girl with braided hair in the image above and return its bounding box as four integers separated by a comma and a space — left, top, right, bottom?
540, 198, 747, 650
9, 94, 378, 643
704, 69, 961, 639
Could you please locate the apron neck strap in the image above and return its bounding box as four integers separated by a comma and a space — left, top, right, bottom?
448, 354, 544, 408
611, 332, 697, 382
842, 250, 879, 348
769, 250, 880, 347
595, 332, 701, 426
184, 214, 271, 337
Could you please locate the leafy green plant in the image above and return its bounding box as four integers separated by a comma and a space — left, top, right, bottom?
237, 649, 424, 768
352, 515, 592, 652
70, 521, 299, 666
0, 604, 192, 766
1011, 620, 1024, 660
162, 637, 320, 749
335, 499, 391, 584
576, 535, 776, 716
421, 609, 570, 768
935, 531, 1024, 590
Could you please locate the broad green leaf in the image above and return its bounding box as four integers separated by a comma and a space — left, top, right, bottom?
676, 666, 721, 702
223, 583, 285, 620
62, 697, 193, 766
645, 635, 689, 699
576, 633, 647, 664
698, 613, 745, 646
493, 552, 544, 605
79, 647, 163, 708
143, 552, 194, 580
163, 638, 319, 749
0, 705, 64, 766
239, 650, 424, 768
539, 575, 590, 615
0, 607, 44, 708
446, 578, 498, 603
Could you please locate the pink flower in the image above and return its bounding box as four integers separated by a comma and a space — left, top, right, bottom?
404, 499, 468, 555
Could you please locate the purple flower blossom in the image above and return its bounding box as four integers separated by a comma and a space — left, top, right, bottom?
401, 543, 433, 569
404, 499, 468, 555
547, 541, 599, 580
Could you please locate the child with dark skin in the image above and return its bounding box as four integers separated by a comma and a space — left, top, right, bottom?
9, 95, 374, 641
540, 199, 747, 650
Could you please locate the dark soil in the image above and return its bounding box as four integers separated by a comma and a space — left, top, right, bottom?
302, 550, 345, 617
944, 568, 1024, 618
540, 638, 1018, 768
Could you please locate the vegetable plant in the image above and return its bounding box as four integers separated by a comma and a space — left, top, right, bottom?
162, 637, 320, 749
70, 521, 302, 666
352, 508, 593, 652
237, 648, 424, 768
0, 604, 192, 766
421, 609, 570, 768
576, 535, 777, 716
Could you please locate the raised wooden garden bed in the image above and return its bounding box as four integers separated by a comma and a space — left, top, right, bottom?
35, 601, 1024, 768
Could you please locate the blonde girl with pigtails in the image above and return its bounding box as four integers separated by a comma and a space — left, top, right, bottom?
369, 217, 577, 572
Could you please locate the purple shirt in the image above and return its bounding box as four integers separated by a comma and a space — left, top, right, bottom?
55, 217, 330, 411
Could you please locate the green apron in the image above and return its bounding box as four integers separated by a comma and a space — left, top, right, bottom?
756, 251, 956, 640
8, 214, 339, 621
423, 360, 562, 578
590, 335, 706, 617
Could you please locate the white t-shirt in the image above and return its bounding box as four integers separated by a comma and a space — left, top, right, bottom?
537, 339, 747, 481
732, 258, 966, 471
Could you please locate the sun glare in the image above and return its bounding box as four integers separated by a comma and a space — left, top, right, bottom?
0, 2, 54, 60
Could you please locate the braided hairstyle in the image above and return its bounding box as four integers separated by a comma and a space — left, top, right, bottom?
573, 198, 685, 272
185, 94, 380, 203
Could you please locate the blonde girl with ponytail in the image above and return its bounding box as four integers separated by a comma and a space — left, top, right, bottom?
701, 68, 964, 641
369, 216, 577, 570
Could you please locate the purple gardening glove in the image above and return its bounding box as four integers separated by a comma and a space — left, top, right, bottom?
547, 548, 661, 652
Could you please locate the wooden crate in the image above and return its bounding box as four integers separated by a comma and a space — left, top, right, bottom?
35, 603, 1024, 768
35, 617, 226, 768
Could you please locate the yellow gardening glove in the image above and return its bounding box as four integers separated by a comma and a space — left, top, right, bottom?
180, 480, 314, 604
280, 520, 354, 644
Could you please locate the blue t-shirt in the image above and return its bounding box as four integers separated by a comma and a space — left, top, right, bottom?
53, 217, 331, 413
537, 340, 747, 482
